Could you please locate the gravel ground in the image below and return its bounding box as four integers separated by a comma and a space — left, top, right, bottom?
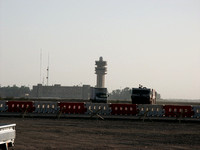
0, 117, 200, 150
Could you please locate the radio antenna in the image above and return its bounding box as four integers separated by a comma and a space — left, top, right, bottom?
40, 49, 42, 84
46, 53, 49, 86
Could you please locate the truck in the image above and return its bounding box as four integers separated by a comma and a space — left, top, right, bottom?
131, 86, 157, 104
0, 124, 16, 150
90, 87, 108, 103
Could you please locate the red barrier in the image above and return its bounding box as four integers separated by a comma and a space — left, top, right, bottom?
163, 105, 194, 117
58, 102, 86, 114
6, 101, 35, 113
110, 104, 138, 115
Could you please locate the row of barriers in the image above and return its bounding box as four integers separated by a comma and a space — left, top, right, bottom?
0, 100, 200, 118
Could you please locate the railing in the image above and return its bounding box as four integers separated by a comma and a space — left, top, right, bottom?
0, 123, 16, 149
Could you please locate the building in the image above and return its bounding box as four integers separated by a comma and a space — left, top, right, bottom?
31, 84, 90, 100
31, 57, 107, 100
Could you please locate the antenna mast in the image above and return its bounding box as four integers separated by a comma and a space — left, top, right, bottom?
46, 53, 49, 86
40, 49, 42, 84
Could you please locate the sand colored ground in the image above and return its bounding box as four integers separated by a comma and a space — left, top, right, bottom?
0, 117, 200, 150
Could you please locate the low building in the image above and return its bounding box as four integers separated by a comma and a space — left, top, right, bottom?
31, 84, 90, 100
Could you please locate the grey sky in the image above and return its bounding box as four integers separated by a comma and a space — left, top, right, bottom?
0, 0, 200, 99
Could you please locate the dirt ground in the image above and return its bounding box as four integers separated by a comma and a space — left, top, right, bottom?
0, 117, 200, 150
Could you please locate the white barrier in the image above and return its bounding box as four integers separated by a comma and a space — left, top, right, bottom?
137, 104, 164, 117
192, 105, 200, 118
0, 101, 7, 112
85, 103, 111, 115
34, 101, 59, 113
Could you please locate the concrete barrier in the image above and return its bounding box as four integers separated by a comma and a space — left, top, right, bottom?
110, 104, 138, 115
163, 105, 194, 117
6, 101, 35, 113
192, 105, 200, 118
85, 103, 111, 115
34, 101, 58, 113
0, 101, 7, 112
58, 102, 86, 114
137, 104, 164, 117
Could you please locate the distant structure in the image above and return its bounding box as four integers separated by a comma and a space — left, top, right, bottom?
31, 84, 90, 100
95, 57, 107, 88
30, 57, 107, 99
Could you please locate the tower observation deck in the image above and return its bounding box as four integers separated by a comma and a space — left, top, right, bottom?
95, 57, 107, 88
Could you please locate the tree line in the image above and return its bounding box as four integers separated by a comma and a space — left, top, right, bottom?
108, 87, 132, 100
0, 85, 30, 99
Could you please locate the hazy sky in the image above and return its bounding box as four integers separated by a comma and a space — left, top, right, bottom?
0, 0, 200, 99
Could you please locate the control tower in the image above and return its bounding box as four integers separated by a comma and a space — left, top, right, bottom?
95, 57, 107, 88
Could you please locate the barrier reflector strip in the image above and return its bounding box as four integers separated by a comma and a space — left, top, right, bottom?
58, 102, 86, 114
6, 101, 35, 113
34, 101, 58, 113
110, 104, 137, 115
192, 105, 200, 118
85, 103, 111, 115
0, 100, 8, 112
163, 105, 194, 117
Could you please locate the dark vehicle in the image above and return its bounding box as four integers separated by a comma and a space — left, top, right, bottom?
90, 87, 108, 103
131, 86, 156, 104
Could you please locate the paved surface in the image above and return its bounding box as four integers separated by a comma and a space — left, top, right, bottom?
0, 117, 200, 150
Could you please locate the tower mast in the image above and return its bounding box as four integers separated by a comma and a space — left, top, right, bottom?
46, 54, 49, 86
40, 49, 42, 84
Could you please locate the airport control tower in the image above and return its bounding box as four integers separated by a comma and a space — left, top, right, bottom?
95, 57, 107, 88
